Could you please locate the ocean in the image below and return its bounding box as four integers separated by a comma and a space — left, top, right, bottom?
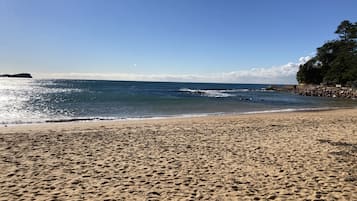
0, 78, 356, 125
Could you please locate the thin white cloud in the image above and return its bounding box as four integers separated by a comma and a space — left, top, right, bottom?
34, 56, 311, 84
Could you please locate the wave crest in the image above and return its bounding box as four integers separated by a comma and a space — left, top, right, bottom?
179, 88, 234, 98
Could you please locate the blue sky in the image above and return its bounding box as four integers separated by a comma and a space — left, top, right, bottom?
0, 0, 356, 83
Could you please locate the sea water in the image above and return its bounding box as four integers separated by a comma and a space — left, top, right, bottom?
0, 78, 356, 124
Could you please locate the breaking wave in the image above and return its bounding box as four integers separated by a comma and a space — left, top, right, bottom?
179, 88, 234, 98
178, 88, 269, 98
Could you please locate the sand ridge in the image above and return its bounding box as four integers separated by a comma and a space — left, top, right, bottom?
0, 109, 356, 200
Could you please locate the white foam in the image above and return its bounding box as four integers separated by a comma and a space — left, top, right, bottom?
239, 107, 341, 115
179, 87, 272, 98
221, 89, 249, 92
179, 88, 234, 98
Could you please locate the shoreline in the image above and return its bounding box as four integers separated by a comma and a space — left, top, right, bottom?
1, 106, 354, 128
1, 108, 356, 200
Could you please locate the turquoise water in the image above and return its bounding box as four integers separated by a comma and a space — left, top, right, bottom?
0, 78, 356, 124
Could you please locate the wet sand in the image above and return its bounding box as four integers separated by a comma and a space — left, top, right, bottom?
0, 109, 356, 200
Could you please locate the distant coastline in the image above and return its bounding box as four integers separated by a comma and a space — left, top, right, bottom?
0, 73, 32, 78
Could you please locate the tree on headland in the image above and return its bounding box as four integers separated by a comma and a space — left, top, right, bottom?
335, 20, 357, 41
296, 58, 323, 84
297, 20, 357, 86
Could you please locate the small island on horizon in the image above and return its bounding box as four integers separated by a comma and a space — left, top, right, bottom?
0, 73, 32, 78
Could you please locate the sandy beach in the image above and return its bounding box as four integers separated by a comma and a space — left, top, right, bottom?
0, 109, 356, 200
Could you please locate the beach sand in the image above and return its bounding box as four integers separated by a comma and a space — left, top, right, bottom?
0, 109, 356, 200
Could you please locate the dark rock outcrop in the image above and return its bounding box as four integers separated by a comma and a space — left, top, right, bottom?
266, 85, 296, 92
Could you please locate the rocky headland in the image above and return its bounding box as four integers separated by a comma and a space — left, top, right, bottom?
267, 84, 357, 100
294, 85, 357, 99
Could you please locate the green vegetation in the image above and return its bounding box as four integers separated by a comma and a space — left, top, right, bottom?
297, 20, 357, 86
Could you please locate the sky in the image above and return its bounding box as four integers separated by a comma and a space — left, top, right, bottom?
0, 0, 356, 84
